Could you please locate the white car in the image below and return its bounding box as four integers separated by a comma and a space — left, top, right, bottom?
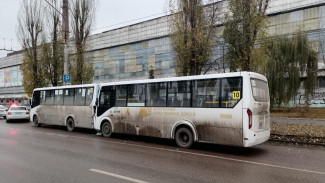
6, 106, 30, 122
0, 105, 7, 119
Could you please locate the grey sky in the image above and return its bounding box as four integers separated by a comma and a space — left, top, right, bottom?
0, 0, 168, 58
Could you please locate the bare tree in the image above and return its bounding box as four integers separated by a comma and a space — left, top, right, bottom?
69, 0, 96, 84
17, 0, 46, 96
43, 0, 64, 86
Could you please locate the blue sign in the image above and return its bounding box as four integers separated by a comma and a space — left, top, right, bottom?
64, 74, 71, 82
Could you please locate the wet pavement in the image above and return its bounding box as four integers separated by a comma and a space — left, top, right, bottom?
0, 119, 324, 183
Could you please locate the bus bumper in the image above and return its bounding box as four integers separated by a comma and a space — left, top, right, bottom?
243, 130, 270, 147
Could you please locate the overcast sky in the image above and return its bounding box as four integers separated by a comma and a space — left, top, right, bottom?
0, 0, 168, 58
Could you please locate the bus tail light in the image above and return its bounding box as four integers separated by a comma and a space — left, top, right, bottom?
247, 109, 252, 129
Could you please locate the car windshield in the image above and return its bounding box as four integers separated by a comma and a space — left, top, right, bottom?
10, 107, 27, 111
0, 105, 5, 109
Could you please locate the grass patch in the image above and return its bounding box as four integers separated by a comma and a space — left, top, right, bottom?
270, 123, 325, 144
271, 123, 325, 138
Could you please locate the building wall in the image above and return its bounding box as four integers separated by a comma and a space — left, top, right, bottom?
0, 0, 325, 107
89, 36, 175, 82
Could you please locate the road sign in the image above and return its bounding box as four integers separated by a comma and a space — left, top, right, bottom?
64, 74, 71, 83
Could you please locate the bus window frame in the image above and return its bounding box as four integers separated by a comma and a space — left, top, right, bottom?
220, 77, 243, 108
108, 76, 242, 109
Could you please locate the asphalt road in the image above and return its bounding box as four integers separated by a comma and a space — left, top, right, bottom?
0, 119, 324, 183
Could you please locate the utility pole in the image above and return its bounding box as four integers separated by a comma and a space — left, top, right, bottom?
62, 0, 70, 85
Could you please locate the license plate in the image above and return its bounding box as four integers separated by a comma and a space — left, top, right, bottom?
15, 112, 22, 115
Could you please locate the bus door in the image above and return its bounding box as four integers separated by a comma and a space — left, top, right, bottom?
97, 86, 116, 117
97, 85, 125, 132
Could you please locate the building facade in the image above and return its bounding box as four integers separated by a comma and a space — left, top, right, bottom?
0, 0, 325, 107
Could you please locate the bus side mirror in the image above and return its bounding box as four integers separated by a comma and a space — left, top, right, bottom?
95, 99, 99, 106
29, 99, 32, 105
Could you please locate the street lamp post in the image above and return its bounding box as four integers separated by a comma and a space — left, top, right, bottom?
63, 0, 69, 85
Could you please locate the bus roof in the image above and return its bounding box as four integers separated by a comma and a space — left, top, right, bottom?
99, 72, 267, 86
33, 84, 96, 91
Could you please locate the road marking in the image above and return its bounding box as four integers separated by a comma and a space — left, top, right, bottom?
74, 136, 325, 176
1, 125, 325, 175
90, 168, 149, 183
73, 135, 325, 175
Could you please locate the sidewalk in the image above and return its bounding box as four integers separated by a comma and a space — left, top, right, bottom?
271, 117, 325, 126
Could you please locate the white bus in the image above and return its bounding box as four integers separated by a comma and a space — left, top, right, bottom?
30, 84, 98, 131
94, 72, 270, 148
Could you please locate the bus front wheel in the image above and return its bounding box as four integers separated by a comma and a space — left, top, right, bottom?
101, 121, 112, 138
66, 118, 75, 132
175, 127, 193, 149
33, 115, 40, 127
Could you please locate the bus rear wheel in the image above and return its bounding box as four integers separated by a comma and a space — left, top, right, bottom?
101, 121, 112, 138
175, 127, 193, 149
33, 115, 40, 127
66, 118, 75, 132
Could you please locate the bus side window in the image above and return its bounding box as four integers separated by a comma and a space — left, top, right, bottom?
127, 84, 146, 107
167, 81, 191, 107
221, 77, 242, 108
192, 79, 220, 108
85, 87, 94, 105
116, 85, 127, 107
146, 82, 167, 107
40, 91, 46, 105
75, 88, 86, 106
54, 90, 64, 105
64, 89, 74, 106
45, 90, 54, 105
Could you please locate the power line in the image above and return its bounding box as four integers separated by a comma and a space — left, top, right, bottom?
44, 0, 63, 16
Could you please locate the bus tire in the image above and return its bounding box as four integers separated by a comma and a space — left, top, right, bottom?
175, 127, 193, 149
33, 115, 40, 127
101, 121, 112, 138
66, 118, 75, 132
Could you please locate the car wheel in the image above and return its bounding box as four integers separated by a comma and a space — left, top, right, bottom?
101, 121, 112, 138
175, 127, 193, 149
3, 116, 5, 119
66, 118, 75, 132
6, 118, 10, 123
33, 115, 41, 127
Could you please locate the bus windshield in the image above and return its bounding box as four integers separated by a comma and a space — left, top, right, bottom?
251, 79, 269, 102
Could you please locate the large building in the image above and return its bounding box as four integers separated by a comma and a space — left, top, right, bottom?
0, 0, 325, 107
